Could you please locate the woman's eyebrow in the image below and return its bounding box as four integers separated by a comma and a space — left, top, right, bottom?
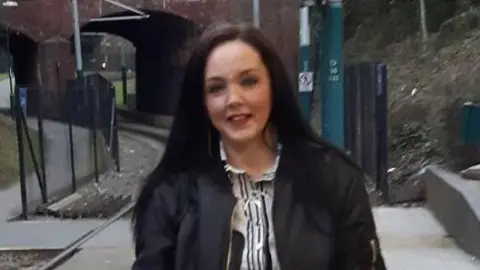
205, 76, 224, 82
239, 68, 259, 76
205, 68, 258, 82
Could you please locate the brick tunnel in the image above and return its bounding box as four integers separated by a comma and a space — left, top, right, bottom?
0, 27, 38, 87
1, 0, 298, 116
81, 10, 196, 116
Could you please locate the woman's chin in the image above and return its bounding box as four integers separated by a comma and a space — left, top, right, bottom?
223, 130, 259, 145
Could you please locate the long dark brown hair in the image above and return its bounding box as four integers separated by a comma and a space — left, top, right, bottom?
132, 21, 347, 242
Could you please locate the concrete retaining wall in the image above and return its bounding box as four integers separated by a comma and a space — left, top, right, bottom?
423, 165, 480, 258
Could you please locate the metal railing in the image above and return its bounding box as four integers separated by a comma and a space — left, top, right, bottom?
12, 73, 120, 219
344, 62, 390, 203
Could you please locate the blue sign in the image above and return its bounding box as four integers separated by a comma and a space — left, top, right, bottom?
19, 87, 27, 116
460, 102, 480, 146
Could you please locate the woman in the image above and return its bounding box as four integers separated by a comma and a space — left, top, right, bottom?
132, 22, 386, 270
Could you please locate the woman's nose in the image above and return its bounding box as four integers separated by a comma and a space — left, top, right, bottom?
226, 86, 243, 106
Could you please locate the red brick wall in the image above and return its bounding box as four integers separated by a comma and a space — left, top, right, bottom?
0, 0, 230, 91
0, 0, 230, 42
36, 38, 75, 91
228, 0, 299, 84
0, 0, 297, 91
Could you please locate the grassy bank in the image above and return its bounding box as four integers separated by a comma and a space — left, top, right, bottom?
82, 71, 136, 105
0, 115, 41, 190
113, 78, 135, 105
0, 73, 8, 81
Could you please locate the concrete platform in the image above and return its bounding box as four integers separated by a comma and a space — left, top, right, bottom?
53, 207, 480, 269
56, 219, 135, 270
0, 77, 14, 109
0, 220, 104, 250
82, 219, 133, 248
56, 247, 134, 270
375, 207, 480, 269
422, 165, 480, 258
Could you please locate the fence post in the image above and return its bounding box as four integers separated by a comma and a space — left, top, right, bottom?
37, 89, 47, 197
298, 2, 314, 121
360, 64, 378, 186
344, 64, 353, 157
14, 86, 28, 219
20, 109, 47, 203
112, 87, 120, 172
344, 64, 363, 166
376, 64, 390, 203
121, 44, 128, 106
67, 83, 77, 193
90, 81, 99, 183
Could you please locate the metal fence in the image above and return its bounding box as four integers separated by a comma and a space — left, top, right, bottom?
344, 62, 389, 202
12, 74, 120, 219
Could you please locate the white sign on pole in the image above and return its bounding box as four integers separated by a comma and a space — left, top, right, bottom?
299, 72, 313, 92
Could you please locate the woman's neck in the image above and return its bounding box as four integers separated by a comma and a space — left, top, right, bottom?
222, 135, 277, 179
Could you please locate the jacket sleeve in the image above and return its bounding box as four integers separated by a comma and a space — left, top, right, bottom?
331, 158, 387, 270
131, 179, 179, 270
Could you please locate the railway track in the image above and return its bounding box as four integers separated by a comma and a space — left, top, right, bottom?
37, 113, 169, 270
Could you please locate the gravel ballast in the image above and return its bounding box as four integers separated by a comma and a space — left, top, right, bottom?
37, 132, 164, 219
0, 250, 61, 270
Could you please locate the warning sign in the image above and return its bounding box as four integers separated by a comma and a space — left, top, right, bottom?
299, 72, 313, 92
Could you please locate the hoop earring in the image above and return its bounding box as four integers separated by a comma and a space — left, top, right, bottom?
207, 127, 212, 157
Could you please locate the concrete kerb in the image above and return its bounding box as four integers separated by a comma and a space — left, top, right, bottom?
117, 126, 168, 203
116, 107, 173, 129
0, 219, 105, 251
118, 122, 170, 142
422, 165, 480, 258
37, 203, 134, 270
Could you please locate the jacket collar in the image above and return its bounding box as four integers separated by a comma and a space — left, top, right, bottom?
219, 140, 282, 181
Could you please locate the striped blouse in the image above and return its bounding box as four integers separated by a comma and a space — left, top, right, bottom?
220, 141, 282, 270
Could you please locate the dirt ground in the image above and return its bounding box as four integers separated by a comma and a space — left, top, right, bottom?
0, 250, 60, 270
344, 10, 480, 204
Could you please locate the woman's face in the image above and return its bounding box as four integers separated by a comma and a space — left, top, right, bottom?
204, 40, 272, 146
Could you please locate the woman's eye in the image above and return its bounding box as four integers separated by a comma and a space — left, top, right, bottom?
241, 77, 258, 87
207, 84, 224, 93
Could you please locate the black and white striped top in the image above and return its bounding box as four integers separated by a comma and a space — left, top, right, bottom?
220, 141, 282, 270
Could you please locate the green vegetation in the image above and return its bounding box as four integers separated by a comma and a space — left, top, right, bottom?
84, 70, 136, 105
0, 115, 42, 190
0, 73, 8, 81
113, 78, 135, 105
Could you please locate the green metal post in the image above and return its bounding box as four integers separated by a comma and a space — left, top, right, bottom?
121, 43, 128, 106
321, 0, 344, 149
298, 2, 314, 120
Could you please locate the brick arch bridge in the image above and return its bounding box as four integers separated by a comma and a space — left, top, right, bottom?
0, 0, 298, 115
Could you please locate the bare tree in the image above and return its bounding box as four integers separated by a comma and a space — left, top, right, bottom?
456, 0, 471, 11
419, 0, 428, 51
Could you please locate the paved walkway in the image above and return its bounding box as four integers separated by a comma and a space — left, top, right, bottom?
49, 207, 480, 269
375, 207, 480, 269
0, 119, 93, 221
0, 76, 14, 109
0, 219, 104, 250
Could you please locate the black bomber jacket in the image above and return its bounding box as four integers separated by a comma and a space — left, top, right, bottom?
132, 140, 387, 270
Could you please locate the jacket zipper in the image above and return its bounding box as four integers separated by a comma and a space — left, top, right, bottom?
370, 238, 378, 269
224, 203, 237, 270
270, 180, 278, 268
